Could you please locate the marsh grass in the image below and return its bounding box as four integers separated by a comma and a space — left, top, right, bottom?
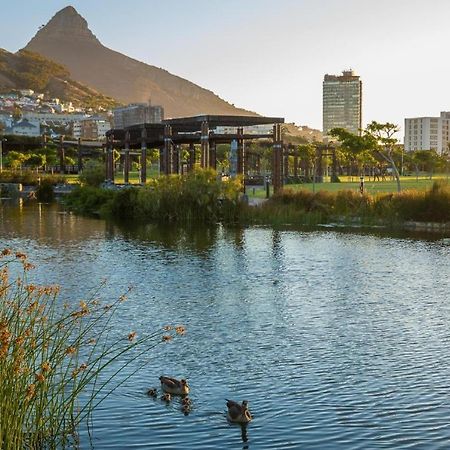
246, 181, 450, 226
66, 169, 243, 224
0, 250, 181, 449
65, 171, 450, 227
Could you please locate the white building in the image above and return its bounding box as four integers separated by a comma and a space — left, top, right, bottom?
6, 119, 41, 137
72, 118, 111, 140
23, 112, 88, 124
404, 112, 450, 154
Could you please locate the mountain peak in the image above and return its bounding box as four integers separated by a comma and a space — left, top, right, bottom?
29, 5, 99, 45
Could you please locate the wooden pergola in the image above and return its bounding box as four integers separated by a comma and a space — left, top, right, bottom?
105, 115, 286, 192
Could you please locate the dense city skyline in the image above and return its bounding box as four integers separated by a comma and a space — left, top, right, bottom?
2, 0, 450, 132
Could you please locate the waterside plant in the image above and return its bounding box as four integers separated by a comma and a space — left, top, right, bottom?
66, 168, 244, 223
0, 250, 182, 449
248, 180, 450, 226
64, 169, 450, 227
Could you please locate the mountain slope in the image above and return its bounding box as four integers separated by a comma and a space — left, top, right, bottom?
25, 6, 254, 118
0, 48, 117, 109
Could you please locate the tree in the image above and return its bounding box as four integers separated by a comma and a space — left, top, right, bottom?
6, 151, 29, 170
329, 128, 375, 179
365, 122, 402, 192
27, 153, 46, 170
79, 160, 105, 187
297, 143, 316, 181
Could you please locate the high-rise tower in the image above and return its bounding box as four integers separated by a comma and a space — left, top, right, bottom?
323, 70, 362, 137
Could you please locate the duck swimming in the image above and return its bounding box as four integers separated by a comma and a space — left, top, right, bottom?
226, 399, 252, 423
161, 392, 172, 402
147, 388, 157, 398
159, 376, 190, 395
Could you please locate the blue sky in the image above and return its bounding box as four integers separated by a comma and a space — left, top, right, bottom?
2, 0, 450, 132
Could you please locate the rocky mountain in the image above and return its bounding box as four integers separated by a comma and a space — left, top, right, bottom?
0, 48, 117, 109
25, 6, 254, 118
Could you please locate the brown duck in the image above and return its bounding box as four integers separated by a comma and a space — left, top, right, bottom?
159, 376, 190, 395
226, 399, 252, 423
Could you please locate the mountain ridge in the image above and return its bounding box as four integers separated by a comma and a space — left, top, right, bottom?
0, 48, 117, 109
25, 6, 255, 118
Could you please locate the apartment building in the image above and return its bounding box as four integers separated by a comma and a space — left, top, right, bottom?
404, 112, 450, 154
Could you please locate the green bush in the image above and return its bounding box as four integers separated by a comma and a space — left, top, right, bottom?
79, 160, 105, 187
36, 179, 54, 202
0, 171, 66, 186
66, 169, 243, 223
64, 186, 115, 216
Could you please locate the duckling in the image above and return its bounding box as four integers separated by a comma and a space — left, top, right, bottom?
226, 399, 252, 423
161, 392, 172, 402
159, 376, 190, 395
181, 397, 192, 406
147, 388, 157, 398
181, 404, 191, 415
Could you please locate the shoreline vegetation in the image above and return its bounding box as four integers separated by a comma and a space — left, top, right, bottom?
0, 251, 182, 448
61, 169, 450, 230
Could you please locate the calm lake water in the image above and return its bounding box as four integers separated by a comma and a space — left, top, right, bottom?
1, 202, 450, 449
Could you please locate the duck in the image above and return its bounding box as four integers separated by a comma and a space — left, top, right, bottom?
161, 392, 172, 402
147, 388, 157, 398
226, 399, 252, 423
159, 376, 190, 395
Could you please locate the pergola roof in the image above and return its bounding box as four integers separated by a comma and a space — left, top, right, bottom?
106, 114, 284, 146
164, 115, 284, 131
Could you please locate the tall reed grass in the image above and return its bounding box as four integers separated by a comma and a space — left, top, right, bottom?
251, 181, 450, 226
65, 171, 450, 227
66, 169, 243, 223
0, 250, 182, 449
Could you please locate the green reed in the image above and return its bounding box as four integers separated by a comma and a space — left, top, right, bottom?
0, 250, 183, 449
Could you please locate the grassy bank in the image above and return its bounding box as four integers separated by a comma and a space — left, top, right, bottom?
64, 170, 450, 228
247, 181, 450, 226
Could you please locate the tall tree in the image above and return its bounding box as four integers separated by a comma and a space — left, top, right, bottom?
365, 122, 402, 192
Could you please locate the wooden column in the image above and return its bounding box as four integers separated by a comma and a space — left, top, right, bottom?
107, 134, 114, 182
315, 147, 323, 183
284, 144, 290, 179
77, 138, 83, 173
209, 140, 217, 170
188, 143, 195, 172
331, 147, 338, 182
159, 148, 165, 175
164, 125, 172, 175
272, 124, 283, 194
173, 144, 180, 174
141, 127, 147, 184
237, 127, 244, 176
200, 121, 209, 168
59, 135, 65, 175
124, 131, 130, 184
294, 148, 299, 178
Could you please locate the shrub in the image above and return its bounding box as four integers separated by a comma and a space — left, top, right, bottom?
36, 179, 54, 202
64, 186, 115, 216
334, 190, 371, 216
79, 160, 105, 187
0, 171, 66, 186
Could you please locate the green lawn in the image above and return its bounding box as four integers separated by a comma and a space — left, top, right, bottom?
246, 174, 449, 198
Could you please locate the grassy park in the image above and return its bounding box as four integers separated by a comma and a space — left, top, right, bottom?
246, 174, 449, 198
